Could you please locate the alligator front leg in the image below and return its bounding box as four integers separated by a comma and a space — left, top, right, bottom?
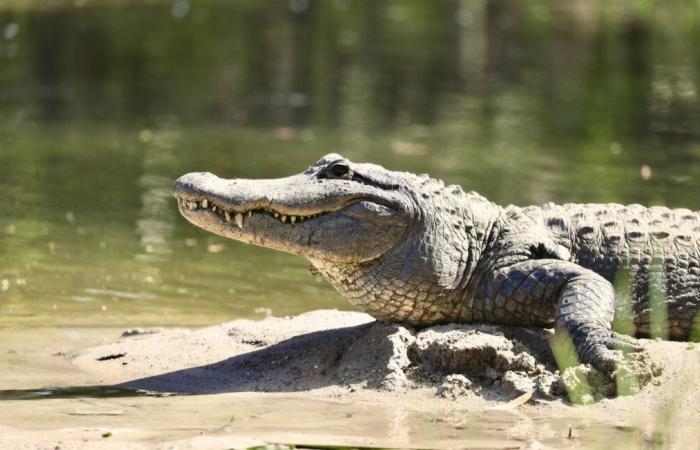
554, 264, 646, 372
481, 259, 645, 374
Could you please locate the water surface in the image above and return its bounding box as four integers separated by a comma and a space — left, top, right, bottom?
1, 0, 700, 328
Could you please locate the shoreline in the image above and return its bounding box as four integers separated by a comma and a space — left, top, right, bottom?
1, 309, 698, 449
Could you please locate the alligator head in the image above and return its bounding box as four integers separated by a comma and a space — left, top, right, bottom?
172, 153, 411, 263
172, 154, 499, 324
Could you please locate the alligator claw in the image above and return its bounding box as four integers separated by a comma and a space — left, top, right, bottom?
587, 346, 625, 374
606, 332, 645, 353
584, 334, 646, 373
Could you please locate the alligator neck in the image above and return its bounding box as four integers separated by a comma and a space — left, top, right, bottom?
312, 195, 501, 326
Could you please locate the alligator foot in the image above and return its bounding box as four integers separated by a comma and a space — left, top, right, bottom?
560, 335, 659, 402
612, 350, 660, 395
585, 332, 645, 373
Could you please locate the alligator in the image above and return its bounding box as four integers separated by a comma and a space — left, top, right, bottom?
172, 154, 700, 376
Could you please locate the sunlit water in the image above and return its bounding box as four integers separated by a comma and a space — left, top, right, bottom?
3, 126, 698, 328
2, 1, 700, 328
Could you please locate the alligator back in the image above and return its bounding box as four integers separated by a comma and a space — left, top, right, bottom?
540, 202, 700, 338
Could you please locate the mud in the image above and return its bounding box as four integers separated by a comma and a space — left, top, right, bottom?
2, 311, 699, 449
72, 310, 655, 403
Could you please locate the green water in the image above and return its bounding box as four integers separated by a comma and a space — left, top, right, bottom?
2, 0, 700, 327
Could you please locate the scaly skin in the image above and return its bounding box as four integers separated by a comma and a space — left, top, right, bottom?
172, 154, 700, 375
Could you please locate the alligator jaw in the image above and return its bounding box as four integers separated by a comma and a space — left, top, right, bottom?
174, 195, 347, 229
172, 171, 410, 263
177, 197, 329, 229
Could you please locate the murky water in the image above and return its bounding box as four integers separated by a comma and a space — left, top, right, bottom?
1, 1, 700, 447
1, 0, 699, 328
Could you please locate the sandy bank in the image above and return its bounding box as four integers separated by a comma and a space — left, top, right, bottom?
72, 310, 699, 410
2, 310, 699, 449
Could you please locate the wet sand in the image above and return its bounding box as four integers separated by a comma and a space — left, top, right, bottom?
1, 310, 699, 449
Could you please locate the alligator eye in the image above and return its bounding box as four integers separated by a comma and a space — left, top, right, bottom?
330, 163, 350, 177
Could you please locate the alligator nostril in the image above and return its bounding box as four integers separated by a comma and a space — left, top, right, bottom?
171, 179, 187, 196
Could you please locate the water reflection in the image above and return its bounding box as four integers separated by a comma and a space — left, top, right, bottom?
0, 1, 695, 134
135, 119, 179, 262
0, 1, 699, 327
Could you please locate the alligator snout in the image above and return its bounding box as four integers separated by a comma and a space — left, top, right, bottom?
171, 172, 220, 199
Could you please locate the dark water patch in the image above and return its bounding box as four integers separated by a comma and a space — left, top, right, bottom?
0, 385, 172, 400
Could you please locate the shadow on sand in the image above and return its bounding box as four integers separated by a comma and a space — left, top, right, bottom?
1, 321, 554, 400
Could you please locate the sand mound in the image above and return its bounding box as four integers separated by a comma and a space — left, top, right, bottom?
72, 310, 655, 403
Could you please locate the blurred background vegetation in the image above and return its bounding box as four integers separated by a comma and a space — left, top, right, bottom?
1, 0, 700, 327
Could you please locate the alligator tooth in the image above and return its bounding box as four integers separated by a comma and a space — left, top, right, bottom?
224, 211, 231, 222
235, 213, 244, 229
274, 213, 279, 218
187, 202, 195, 210
212, 205, 217, 212
201, 199, 208, 208
290, 216, 297, 224
248, 211, 252, 218
281, 215, 287, 223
